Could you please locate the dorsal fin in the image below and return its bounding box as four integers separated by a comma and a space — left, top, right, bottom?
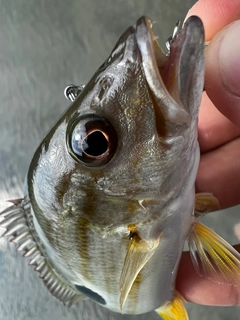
0, 199, 85, 306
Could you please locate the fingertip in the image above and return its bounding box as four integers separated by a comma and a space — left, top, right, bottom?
198, 92, 240, 153
218, 21, 240, 98
195, 138, 240, 209
205, 20, 240, 128
186, 0, 240, 40
177, 251, 240, 306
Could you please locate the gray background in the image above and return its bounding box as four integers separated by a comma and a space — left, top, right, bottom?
0, 0, 239, 319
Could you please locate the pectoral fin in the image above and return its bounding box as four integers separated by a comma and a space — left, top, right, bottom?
195, 193, 220, 217
155, 293, 188, 320
120, 233, 160, 311
188, 221, 240, 283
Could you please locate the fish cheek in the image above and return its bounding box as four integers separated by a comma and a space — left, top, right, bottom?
55, 173, 73, 207
56, 181, 99, 280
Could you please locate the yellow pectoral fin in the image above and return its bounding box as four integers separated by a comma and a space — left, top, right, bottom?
155, 293, 188, 320
195, 193, 220, 217
188, 221, 240, 283
120, 233, 160, 311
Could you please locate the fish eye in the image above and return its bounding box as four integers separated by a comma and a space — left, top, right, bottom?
68, 115, 118, 167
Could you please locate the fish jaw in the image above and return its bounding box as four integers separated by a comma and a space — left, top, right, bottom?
135, 16, 205, 137
135, 17, 190, 134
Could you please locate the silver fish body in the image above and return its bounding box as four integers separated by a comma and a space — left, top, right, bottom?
4, 16, 237, 319
24, 16, 204, 314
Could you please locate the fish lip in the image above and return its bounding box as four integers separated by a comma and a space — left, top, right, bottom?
134, 16, 167, 85
134, 16, 192, 134
135, 16, 168, 71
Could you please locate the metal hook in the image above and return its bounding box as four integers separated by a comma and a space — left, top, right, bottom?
64, 84, 85, 102
165, 20, 181, 52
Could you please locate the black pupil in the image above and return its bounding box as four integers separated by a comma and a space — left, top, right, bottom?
69, 115, 117, 166
83, 131, 108, 156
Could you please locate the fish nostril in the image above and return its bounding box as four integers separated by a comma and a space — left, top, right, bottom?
75, 285, 106, 305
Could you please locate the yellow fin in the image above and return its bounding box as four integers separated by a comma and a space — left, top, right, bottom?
188, 221, 240, 283
195, 193, 220, 217
155, 293, 188, 320
120, 233, 160, 311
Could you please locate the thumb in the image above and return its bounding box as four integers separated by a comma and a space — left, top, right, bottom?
185, 0, 240, 41
205, 20, 240, 128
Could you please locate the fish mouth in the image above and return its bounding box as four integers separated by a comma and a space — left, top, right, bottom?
135, 16, 188, 137
136, 16, 168, 71
134, 16, 204, 136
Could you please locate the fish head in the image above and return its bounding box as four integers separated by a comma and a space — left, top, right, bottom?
28, 15, 204, 223
17, 16, 205, 313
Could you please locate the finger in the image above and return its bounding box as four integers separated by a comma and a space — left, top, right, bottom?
196, 137, 240, 209
185, 0, 240, 41
204, 21, 240, 128
198, 92, 240, 153
176, 245, 240, 305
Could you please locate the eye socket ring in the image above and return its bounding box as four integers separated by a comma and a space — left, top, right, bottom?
67, 114, 118, 167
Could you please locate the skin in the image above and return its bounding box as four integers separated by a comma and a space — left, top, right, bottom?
176, 0, 240, 306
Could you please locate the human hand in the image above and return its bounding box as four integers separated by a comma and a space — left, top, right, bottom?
176, 0, 240, 306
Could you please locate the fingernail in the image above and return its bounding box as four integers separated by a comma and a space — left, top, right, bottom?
219, 21, 240, 96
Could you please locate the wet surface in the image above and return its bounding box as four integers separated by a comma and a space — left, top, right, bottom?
0, 1, 239, 319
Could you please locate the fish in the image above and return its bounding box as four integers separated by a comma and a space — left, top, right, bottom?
1, 15, 240, 320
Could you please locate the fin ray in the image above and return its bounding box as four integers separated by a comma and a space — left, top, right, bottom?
0, 199, 85, 305
155, 293, 188, 320
120, 233, 160, 311
195, 193, 220, 217
188, 221, 240, 283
